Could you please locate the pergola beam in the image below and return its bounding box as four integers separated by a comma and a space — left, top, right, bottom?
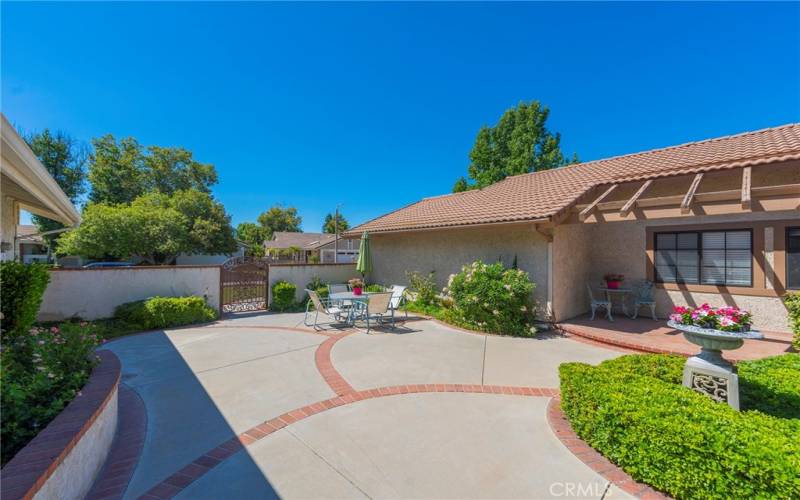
579, 184, 618, 221
620, 179, 653, 217
741, 166, 752, 209
681, 173, 704, 214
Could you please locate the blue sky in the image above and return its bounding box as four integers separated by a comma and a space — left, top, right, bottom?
3, 2, 799, 231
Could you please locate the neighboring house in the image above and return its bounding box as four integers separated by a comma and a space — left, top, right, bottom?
1, 114, 81, 261
15, 225, 49, 264
265, 232, 359, 263
346, 124, 800, 333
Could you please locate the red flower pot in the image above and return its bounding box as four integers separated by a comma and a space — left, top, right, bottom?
606, 280, 621, 289
353, 287, 363, 296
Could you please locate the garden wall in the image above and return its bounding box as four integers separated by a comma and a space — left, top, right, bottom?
0, 351, 120, 500
269, 263, 357, 302
38, 266, 221, 321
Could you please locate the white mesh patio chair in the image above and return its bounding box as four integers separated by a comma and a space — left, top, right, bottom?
631, 280, 657, 320
587, 284, 613, 321
352, 292, 394, 334
328, 283, 351, 308
304, 289, 349, 330
387, 285, 408, 325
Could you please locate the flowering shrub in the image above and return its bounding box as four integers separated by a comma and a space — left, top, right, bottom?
1, 322, 100, 464
406, 271, 438, 306
445, 260, 536, 336
785, 293, 800, 350
669, 303, 752, 332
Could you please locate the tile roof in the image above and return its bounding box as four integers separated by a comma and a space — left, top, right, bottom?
266, 232, 355, 250
347, 123, 800, 234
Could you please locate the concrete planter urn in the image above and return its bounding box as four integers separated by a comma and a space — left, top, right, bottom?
668, 320, 763, 410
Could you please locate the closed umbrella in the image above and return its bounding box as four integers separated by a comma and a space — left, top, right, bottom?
356, 231, 372, 283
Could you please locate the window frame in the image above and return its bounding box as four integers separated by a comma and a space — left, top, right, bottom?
787, 226, 800, 290
654, 228, 753, 288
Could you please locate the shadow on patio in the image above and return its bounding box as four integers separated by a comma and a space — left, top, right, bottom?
557, 314, 795, 361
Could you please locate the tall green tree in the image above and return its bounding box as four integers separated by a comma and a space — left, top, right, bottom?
236, 222, 267, 257
23, 130, 88, 247
322, 212, 349, 234
57, 190, 236, 265
257, 204, 302, 237
454, 101, 578, 192
88, 135, 218, 204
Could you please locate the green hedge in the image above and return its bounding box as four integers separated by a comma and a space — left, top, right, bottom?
559, 354, 800, 499
114, 296, 217, 330
0, 262, 50, 346
785, 292, 800, 350
270, 281, 297, 312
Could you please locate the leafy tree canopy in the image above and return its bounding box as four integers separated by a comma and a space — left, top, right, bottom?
257, 204, 302, 237
322, 212, 349, 234
57, 189, 236, 265
454, 101, 578, 192
236, 222, 267, 257
24, 130, 88, 247
88, 135, 218, 204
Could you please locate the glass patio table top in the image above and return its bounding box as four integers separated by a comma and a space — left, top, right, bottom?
329, 291, 375, 301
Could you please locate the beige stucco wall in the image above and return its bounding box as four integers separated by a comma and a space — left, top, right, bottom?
39, 266, 221, 321
369, 224, 550, 307
33, 389, 118, 500
1, 196, 17, 260
553, 210, 797, 332
269, 264, 357, 302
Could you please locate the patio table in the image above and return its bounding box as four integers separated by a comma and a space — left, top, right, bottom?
599, 287, 632, 317
329, 291, 374, 324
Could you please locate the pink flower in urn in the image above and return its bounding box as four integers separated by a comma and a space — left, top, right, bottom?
672, 306, 689, 314
669, 313, 684, 323
719, 316, 736, 327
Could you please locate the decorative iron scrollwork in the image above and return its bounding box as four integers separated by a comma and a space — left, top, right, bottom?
691, 373, 729, 403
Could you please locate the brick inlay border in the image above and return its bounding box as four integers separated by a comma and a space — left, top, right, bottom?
139, 385, 560, 499
86, 383, 148, 500
314, 334, 355, 395
546, 398, 669, 500
0, 351, 121, 500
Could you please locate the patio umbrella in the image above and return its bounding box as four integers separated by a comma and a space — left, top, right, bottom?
356, 231, 372, 282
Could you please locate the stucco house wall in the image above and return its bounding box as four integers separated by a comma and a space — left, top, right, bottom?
369, 224, 550, 307
553, 210, 797, 332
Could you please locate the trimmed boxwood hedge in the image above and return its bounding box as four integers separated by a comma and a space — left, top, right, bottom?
559, 354, 800, 500
114, 296, 217, 330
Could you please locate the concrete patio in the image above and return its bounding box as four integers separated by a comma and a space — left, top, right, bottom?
94, 312, 635, 499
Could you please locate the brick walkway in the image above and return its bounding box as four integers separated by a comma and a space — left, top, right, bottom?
557, 315, 794, 361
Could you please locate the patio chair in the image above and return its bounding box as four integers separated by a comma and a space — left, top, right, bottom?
352, 292, 394, 334
587, 285, 613, 321
304, 289, 349, 330
631, 280, 657, 320
387, 285, 409, 324
328, 283, 349, 295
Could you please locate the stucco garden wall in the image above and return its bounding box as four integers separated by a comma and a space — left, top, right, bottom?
269, 263, 357, 302
554, 210, 796, 332
368, 224, 550, 307
38, 266, 221, 321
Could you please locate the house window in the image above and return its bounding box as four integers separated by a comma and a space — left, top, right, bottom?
788, 227, 800, 290
654, 230, 752, 287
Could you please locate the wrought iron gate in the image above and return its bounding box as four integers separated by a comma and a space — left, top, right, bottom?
220, 256, 269, 313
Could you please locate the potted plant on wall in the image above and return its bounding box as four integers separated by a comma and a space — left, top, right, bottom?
604, 273, 625, 289
349, 278, 364, 296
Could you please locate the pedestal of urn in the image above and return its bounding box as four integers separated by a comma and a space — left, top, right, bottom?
668, 320, 761, 411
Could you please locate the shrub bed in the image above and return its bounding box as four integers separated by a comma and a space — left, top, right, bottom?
446, 260, 536, 336
1, 322, 100, 464
270, 280, 300, 312
559, 354, 800, 499
114, 296, 217, 330
785, 292, 800, 350
1, 262, 50, 347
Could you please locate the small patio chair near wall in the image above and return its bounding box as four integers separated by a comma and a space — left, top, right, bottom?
631, 279, 658, 320
587, 284, 613, 321
304, 289, 348, 330
388, 285, 408, 324
355, 292, 394, 334
328, 283, 349, 295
